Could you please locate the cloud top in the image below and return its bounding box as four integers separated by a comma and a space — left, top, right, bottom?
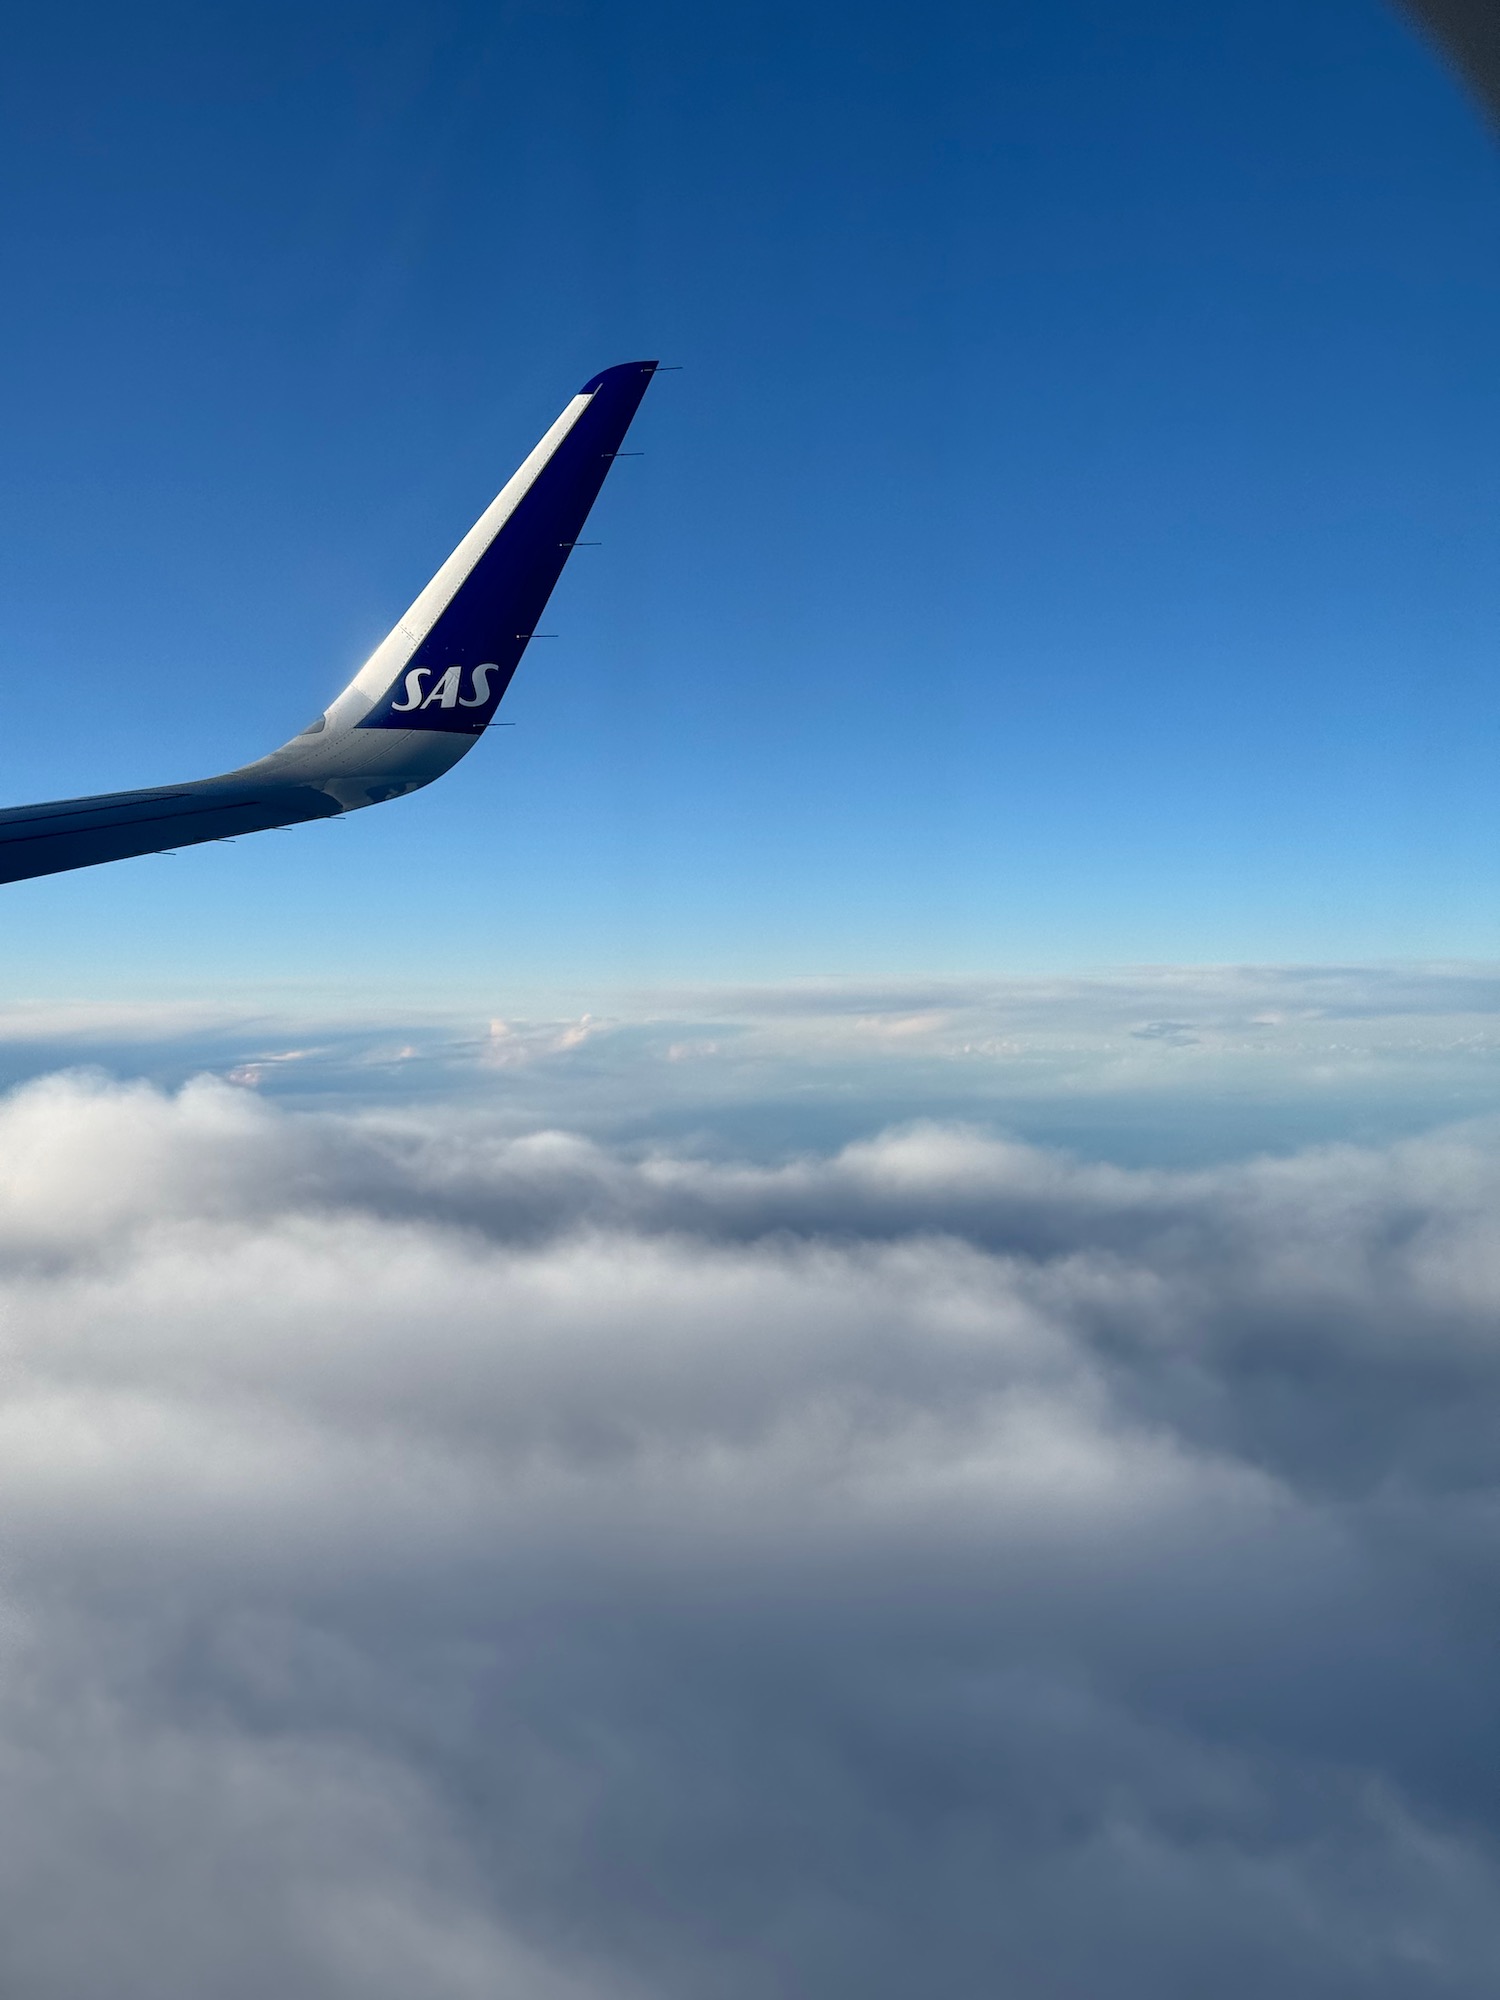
1, 1073, 1499, 1996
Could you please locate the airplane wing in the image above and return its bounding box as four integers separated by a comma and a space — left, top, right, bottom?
0, 359, 658, 887
1397, 0, 1500, 129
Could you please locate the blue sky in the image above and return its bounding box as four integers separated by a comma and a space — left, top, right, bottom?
1, 0, 1498, 1003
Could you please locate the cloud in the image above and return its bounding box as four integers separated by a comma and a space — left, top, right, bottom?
2, 963, 1500, 1163
1, 1073, 1499, 1994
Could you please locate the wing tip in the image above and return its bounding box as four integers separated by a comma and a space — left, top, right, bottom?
580, 360, 660, 395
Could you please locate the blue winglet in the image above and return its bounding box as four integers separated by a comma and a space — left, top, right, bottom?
359, 360, 659, 734
581, 360, 659, 394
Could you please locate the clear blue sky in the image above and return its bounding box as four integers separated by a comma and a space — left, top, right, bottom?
0, 0, 1497, 1003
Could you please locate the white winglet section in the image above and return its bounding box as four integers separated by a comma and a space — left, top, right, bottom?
336, 392, 594, 722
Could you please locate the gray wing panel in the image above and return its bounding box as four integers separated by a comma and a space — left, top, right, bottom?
0, 783, 342, 886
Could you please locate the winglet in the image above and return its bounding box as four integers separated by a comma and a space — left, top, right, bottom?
580, 360, 660, 394
354, 359, 659, 736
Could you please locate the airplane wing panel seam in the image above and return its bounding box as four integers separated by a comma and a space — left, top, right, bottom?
0, 802, 267, 848
0, 792, 200, 829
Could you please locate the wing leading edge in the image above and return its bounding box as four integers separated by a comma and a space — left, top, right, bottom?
0, 360, 658, 887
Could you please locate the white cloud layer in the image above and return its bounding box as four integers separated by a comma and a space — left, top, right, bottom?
1, 1072, 1499, 1994
3, 961, 1500, 1155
